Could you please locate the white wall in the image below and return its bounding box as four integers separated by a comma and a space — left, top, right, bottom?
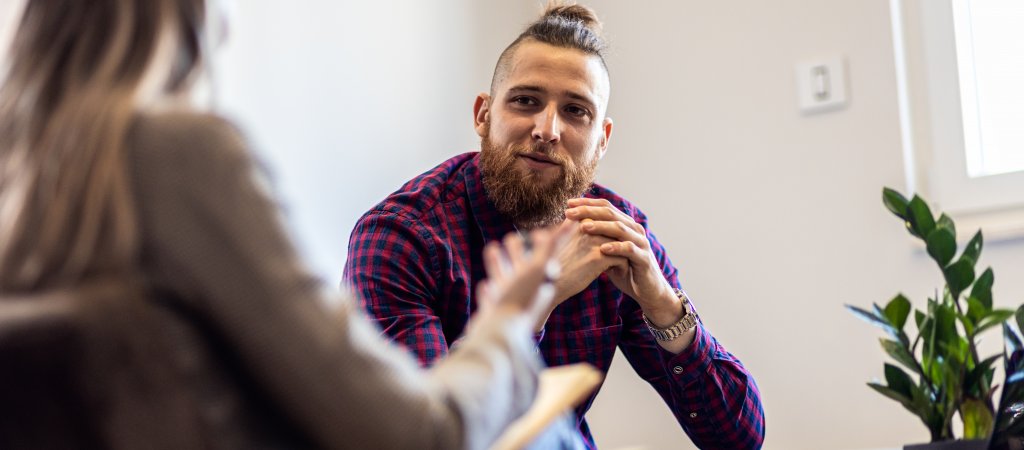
4, 1, 1024, 449
213, 1, 511, 279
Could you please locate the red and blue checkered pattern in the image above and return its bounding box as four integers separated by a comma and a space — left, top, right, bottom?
344, 152, 765, 449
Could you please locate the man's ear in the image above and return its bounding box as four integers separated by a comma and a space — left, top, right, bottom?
597, 116, 613, 160
473, 93, 491, 138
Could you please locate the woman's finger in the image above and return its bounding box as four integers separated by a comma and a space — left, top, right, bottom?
503, 232, 527, 271
483, 241, 509, 283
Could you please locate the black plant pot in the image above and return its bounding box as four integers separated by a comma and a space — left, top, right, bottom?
904, 440, 988, 450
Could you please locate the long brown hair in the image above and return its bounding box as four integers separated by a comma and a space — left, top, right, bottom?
0, 0, 205, 292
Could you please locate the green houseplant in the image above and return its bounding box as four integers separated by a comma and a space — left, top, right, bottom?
847, 187, 1024, 448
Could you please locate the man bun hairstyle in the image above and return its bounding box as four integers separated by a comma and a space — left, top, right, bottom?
527, 3, 605, 52
490, 1, 609, 94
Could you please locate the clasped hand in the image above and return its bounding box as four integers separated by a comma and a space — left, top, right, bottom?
476, 198, 678, 334
553, 198, 676, 316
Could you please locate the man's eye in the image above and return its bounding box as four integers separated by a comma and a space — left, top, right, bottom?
512, 96, 537, 106
565, 105, 589, 117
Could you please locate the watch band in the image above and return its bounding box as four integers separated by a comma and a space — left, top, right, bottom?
642, 289, 698, 342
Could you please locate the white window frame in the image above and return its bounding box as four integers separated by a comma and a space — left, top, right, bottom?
891, 0, 1024, 241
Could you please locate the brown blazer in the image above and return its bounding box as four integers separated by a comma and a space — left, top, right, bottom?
0, 112, 543, 450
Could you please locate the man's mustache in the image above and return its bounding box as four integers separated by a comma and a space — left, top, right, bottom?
510, 143, 566, 166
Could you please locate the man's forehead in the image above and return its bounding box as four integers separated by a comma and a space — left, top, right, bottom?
500, 42, 610, 106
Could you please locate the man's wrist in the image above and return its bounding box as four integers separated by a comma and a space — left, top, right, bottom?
643, 289, 698, 341
640, 286, 685, 328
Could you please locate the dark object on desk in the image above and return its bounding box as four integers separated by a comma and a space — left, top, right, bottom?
989, 323, 1024, 450
904, 440, 987, 450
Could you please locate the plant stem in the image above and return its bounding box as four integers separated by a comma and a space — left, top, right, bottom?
910, 332, 940, 400
952, 293, 983, 369
951, 291, 995, 412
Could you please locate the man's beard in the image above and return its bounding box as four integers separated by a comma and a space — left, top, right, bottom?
479, 133, 599, 229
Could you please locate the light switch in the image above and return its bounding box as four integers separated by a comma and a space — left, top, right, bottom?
795, 57, 848, 114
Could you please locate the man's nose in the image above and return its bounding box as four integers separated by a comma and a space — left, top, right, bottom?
531, 104, 561, 145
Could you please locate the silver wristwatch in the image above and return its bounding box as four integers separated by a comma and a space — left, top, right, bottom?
642, 289, 698, 342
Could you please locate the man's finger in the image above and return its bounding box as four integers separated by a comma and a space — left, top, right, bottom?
600, 241, 648, 266
565, 205, 619, 221
581, 220, 647, 247
567, 197, 612, 208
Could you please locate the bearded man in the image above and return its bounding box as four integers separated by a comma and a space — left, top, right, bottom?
343, 3, 764, 449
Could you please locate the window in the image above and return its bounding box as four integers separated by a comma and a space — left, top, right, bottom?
892, 0, 1024, 239
952, 0, 1024, 178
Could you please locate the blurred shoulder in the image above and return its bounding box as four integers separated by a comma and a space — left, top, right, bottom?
127, 111, 251, 167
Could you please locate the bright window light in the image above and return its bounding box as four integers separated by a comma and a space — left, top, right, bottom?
952, 0, 1024, 178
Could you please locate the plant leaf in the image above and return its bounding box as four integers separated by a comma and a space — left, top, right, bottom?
962, 398, 994, 439
883, 187, 910, 220
961, 230, 984, 266
964, 354, 1001, 393
1017, 304, 1024, 336
926, 227, 957, 267
847, 304, 909, 346
944, 259, 976, 300
907, 195, 936, 240
847, 304, 896, 332
934, 302, 959, 347
915, 309, 926, 329
966, 297, 986, 327
908, 382, 945, 438
971, 268, 995, 310
885, 295, 912, 331
881, 338, 920, 375
868, 382, 918, 416
938, 337, 969, 365
885, 363, 915, 398
958, 307, 977, 336
936, 213, 957, 236
921, 316, 936, 364
876, 302, 911, 346
977, 309, 1017, 335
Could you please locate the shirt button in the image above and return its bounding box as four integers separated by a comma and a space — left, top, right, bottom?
689, 412, 698, 419
672, 366, 684, 375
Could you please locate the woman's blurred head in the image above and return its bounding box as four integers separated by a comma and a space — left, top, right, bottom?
0, 0, 207, 291
4, 0, 206, 113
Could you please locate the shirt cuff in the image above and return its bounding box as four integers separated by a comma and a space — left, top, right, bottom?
661, 322, 714, 385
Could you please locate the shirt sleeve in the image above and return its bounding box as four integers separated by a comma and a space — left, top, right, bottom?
343, 210, 451, 366
131, 113, 540, 450
617, 225, 766, 450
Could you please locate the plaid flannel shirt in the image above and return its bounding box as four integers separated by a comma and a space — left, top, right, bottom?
344, 152, 765, 449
